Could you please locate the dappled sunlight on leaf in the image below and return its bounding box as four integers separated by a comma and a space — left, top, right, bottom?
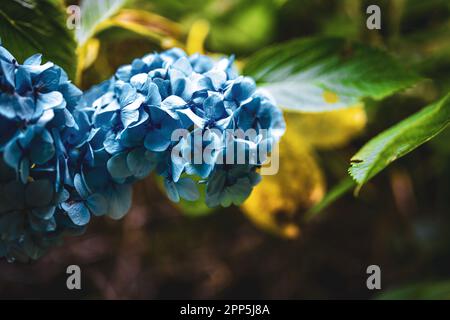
76, 38, 100, 85
244, 37, 421, 112
285, 104, 367, 149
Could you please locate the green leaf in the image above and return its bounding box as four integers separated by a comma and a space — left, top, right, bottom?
0, 0, 77, 79
243, 37, 420, 112
349, 93, 450, 190
376, 280, 450, 300
76, 0, 126, 46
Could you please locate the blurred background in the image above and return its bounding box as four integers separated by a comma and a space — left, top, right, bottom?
0, 0, 450, 299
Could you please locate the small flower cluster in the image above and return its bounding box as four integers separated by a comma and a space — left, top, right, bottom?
0, 45, 285, 261
0, 45, 132, 261
86, 48, 285, 207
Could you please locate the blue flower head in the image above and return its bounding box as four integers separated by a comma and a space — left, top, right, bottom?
0, 44, 107, 261
0, 44, 285, 261
85, 48, 285, 208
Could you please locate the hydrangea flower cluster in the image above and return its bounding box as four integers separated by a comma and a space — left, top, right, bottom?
0, 45, 285, 261
85, 48, 285, 208
0, 45, 132, 261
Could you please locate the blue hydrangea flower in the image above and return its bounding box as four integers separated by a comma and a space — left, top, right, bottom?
0, 44, 285, 261
0, 44, 106, 261
85, 48, 285, 208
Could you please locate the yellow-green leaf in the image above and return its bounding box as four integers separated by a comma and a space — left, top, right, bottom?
349, 93, 450, 190
285, 104, 367, 149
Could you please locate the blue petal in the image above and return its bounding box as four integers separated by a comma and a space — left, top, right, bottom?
177, 108, 206, 128
0, 59, 15, 87
18, 158, 29, 183
118, 83, 137, 106
224, 178, 253, 206
32, 205, 55, 220
172, 57, 193, 76
0, 93, 17, 119
106, 183, 132, 219
103, 132, 125, 154
130, 73, 149, 91
115, 65, 132, 81
0, 46, 16, 63
25, 179, 54, 208
63, 108, 76, 127
164, 179, 179, 202
144, 129, 171, 152
62, 201, 91, 226
74, 173, 89, 199
169, 69, 193, 101
161, 95, 186, 110
86, 193, 107, 216
204, 94, 227, 120
237, 98, 261, 131
127, 148, 156, 179
30, 130, 55, 165
145, 82, 162, 106
60, 82, 82, 108
29, 214, 56, 232
0, 94, 35, 121
227, 76, 256, 101
21, 61, 54, 76
107, 152, 132, 179
204, 70, 226, 90
205, 170, 227, 207
121, 108, 140, 128
36, 91, 64, 110
176, 178, 199, 201
35, 66, 61, 92
24, 53, 42, 65
3, 139, 21, 170
15, 66, 32, 94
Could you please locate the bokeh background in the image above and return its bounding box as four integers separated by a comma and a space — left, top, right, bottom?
0, 0, 450, 299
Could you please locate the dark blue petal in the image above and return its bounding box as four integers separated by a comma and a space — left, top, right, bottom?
127, 148, 156, 179
15, 67, 32, 94
106, 183, 132, 219
62, 201, 91, 226
25, 179, 53, 208
0, 59, 15, 87
30, 129, 55, 165
144, 129, 171, 152
3, 139, 21, 170
86, 193, 107, 216
35, 66, 61, 92
107, 152, 132, 179
32, 205, 56, 220
176, 178, 199, 201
